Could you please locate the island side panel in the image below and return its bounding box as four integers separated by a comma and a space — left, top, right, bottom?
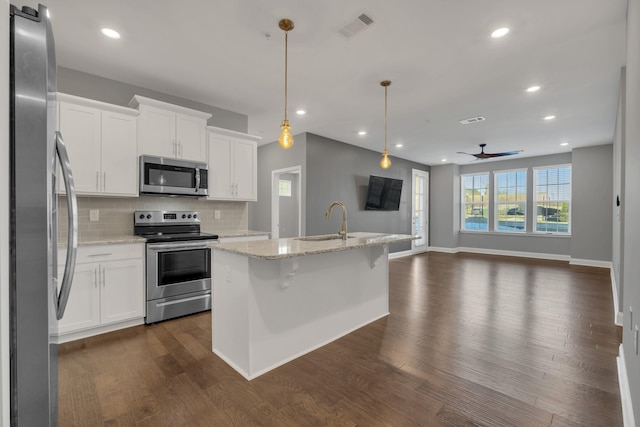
212, 250, 252, 378
249, 245, 389, 379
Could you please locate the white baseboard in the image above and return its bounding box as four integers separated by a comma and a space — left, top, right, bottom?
53, 317, 144, 344
617, 344, 637, 427
389, 250, 414, 259
610, 268, 624, 326
427, 246, 459, 254
458, 246, 570, 261
569, 258, 613, 268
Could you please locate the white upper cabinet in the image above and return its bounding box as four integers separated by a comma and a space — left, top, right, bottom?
130, 95, 211, 163
58, 93, 138, 197
207, 126, 260, 201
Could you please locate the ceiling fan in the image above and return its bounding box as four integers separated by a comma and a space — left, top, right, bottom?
457, 143, 523, 160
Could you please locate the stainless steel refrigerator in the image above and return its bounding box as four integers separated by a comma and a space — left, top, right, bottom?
10, 3, 78, 425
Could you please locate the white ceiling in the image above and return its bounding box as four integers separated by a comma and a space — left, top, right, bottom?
43, 0, 628, 166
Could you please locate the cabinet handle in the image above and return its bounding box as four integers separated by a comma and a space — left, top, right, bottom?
102, 268, 106, 287
178, 141, 183, 158
88, 253, 112, 257
103, 172, 106, 191
96, 172, 99, 191
94, 269, 98, 288
173, 141, 177, 157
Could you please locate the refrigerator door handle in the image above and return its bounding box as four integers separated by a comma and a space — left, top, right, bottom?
55, 131, 78, 320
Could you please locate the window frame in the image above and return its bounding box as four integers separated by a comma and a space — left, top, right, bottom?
493, 168, 527, 233
460, 172, 490, 232
278, 179, 292, 197
532, 164, 572, 235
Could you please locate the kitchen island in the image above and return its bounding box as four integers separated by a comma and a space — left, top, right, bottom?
211, 232, 415, 380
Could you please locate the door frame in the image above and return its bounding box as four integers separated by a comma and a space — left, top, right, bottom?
411, 169, 429, 253
271, 165, 302, 239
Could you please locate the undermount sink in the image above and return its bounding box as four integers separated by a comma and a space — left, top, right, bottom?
295, 235, 355, 242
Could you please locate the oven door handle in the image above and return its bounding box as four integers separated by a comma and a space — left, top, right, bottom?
148, 241, 217, 251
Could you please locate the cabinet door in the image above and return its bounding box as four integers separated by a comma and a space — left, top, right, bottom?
58, 102, 102, 194
100, 258, 144, 325
207, 133, 234, 199
176, 113, 206, 162
233, 139, 257, 201
138, 105, 176, 158
101, 111, 138, 196
57, 263, 101, 334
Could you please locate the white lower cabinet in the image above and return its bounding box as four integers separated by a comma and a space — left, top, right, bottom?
56, 243, 145, 342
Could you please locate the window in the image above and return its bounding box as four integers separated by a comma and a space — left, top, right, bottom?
278, 179, 291, 197
462, 174, 489, 231
494, 169, 526, 232
534, 166, 571, 233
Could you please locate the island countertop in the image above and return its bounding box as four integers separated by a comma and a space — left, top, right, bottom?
211, 232, 416, 260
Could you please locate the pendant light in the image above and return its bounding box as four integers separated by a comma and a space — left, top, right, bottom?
380, 80, 392, 169
278, 19, 294, 149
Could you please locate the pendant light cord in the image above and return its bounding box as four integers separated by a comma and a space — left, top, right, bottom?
284, 30, 289, 121
384, 85, 388, 151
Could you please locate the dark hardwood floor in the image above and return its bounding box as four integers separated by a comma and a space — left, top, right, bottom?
58, 252, 623, 426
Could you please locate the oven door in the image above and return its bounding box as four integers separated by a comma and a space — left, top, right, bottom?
146, 240, 213, 300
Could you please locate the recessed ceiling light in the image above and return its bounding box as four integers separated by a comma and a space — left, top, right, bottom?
560, 142, 569, 146
526, 86, 541, 93
101, 28, 121, 39
296, 109, 306, 115
395, 144, 403, 148
358, 131, 367, 136
491, 27, 510, 38
543, 115, 556, 121
441, 158, 447, 162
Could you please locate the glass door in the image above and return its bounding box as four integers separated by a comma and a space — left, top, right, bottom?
412, 169, 429, 252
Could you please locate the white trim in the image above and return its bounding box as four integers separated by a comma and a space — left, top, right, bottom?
206, 125, 262, 142
458, 246, 570, 261
57, 92, 139, 116
569, 258, 612, 268
428, 246, 460, 254
52, 318, 144, 344
610, 268, 624, 326
617, 344, 637, 427
128, 95, 212, 120
460, 230, 571, 238
411, 169, 429, 253
389, 250, 417, 259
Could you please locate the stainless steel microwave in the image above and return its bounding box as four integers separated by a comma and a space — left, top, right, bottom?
139, 155, 208, 197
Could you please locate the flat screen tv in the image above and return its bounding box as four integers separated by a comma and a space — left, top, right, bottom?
365, 175, 403, 211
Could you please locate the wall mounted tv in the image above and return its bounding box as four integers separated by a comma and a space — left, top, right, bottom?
364, 175, 403, 211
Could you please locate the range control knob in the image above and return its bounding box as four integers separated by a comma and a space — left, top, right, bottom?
146, 214, 152, 219
188, 214, 192, 219
139, 214, 144, 219
193, 214, 198, 219
182, 214, 187, 219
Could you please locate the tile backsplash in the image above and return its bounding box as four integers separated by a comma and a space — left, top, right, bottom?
58, 195, 249, 239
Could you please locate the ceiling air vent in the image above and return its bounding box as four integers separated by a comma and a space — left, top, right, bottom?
459, 116, 486, 125
337, 11, 376, 39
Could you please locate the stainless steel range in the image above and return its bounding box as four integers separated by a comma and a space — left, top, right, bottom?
134, 211, 218, 323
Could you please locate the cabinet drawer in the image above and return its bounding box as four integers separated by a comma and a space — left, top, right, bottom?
59, 243, 144, 264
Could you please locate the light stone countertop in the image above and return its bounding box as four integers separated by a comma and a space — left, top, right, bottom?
211, 232, 416, 260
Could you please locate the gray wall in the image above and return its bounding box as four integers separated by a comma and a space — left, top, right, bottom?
57, 67, 248, 132
612, 68, 626, 315
571, 145, 613, 262
278, 173, 300, 238
430, 164, 460, 249
622, 0, 640, 420
249, 133, 307, 234
305, 134, 429, 253
249, 133, 430, 253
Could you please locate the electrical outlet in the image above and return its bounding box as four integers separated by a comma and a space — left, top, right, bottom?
89, 209, 99, 221
214, 210, 221, 220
